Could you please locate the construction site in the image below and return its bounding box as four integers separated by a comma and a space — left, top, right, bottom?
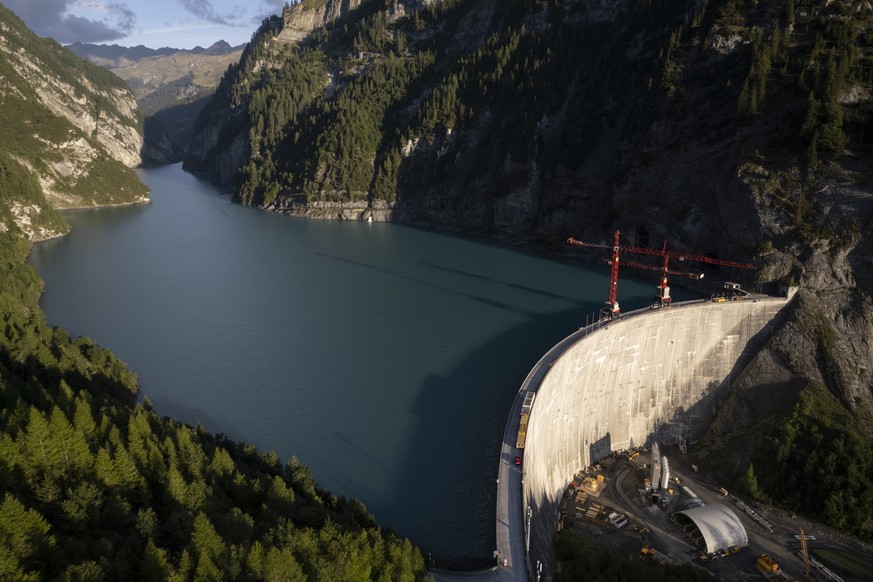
553, 441, 865, 581
496, 231, 873, 582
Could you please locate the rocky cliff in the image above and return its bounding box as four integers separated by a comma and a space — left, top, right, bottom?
0, 4, 147, 240
277, 0, 367, 45
184, 0, 377, 180
0, 40, 142, 169
69, 41, 246, 165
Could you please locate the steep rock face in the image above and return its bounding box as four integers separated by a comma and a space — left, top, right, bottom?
278, 0, 367, 45
186, 0, 457, 186
276, 0, 446, 46
34, 79, 142, 169
185, 97, 249, 184
0, 26, 142, 168
70, 41, 246, 164
141, 117, 182, 166
184, 23, 279, 181
0, 4, 148, 239
700, 286, 873, 485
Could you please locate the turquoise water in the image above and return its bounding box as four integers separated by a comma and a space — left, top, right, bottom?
28, 163, 688, 561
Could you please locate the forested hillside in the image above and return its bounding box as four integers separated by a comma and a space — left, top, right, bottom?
0, 6, 427, 579
188, 0, 873, 546
0, 4, 147, 239
0, 229, 425, 580
187, 0, 872, 250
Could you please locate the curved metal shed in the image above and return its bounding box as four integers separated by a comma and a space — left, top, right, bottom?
672, 504, 748, 553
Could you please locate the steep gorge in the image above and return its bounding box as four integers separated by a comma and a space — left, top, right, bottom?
186, 0, 873, 539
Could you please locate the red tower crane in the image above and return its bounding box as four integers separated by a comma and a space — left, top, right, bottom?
567, 230, 756, 319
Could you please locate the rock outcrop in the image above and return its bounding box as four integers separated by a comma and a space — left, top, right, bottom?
277, 0, 367, 45
0, 4, 148, 239
0, 26, 142, 168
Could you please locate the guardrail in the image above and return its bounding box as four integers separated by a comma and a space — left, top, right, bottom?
732, 498, 775, 532
796, 551, 844, 582
572, 299, 709, 340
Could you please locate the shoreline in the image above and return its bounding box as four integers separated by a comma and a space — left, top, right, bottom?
58, 196, 151, 211
30, 197, 150, 244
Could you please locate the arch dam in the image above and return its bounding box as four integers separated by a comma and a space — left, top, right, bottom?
492, 296, 791, 582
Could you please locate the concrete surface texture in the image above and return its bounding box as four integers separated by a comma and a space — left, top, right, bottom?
522, 298, 787, 576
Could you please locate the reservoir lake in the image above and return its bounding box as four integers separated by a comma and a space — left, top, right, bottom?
28, 163, 689, 561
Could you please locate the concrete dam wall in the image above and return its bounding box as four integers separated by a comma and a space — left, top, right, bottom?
521, 297, 787, 571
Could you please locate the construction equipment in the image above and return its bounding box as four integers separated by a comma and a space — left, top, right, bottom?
516, 413, 529, 449
756, 554, 779, 574
722, 281, 751, 299
567, 230, 756, 319
800, 528, 815, 581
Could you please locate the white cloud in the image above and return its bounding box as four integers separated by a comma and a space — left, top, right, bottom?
1, 0, 136, 43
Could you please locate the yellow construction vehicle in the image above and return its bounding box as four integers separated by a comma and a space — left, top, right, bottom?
800, 529, 816, 581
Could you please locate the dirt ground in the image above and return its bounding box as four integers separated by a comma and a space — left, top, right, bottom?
559, 446, 873, 582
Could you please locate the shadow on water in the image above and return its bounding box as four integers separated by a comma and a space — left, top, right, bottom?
332, 301, 600, 568
418, 261, 583, 304
315, 250, 678, 566
317, 252, 543, 318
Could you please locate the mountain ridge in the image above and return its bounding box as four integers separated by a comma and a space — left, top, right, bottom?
67, 40, 245, 67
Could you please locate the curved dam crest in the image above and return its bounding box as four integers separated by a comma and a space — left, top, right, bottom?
500, 297, 790, 579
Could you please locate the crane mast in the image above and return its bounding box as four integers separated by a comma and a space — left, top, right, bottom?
799, 529, 814, 581
567, 230, 756, 320
605, 230, 621, 318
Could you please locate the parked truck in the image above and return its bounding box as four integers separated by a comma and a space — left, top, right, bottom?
516, 392, 535, 449
516, 413, 529, 449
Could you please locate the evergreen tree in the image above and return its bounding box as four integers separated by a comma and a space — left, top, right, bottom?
139, 540, 171, 581
0, 493, 55, 577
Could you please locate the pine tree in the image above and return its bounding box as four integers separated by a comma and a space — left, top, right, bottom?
113, 445, 146, 498
740, 463, 762, 500
247, 541, 266, 578
59, 482, 104, 531
191, 513, 227, 574
139, 540, 171, 581
23, 407, 56, 484
0, 493, 55, 575
60, 560, 104, 582
0, 434, 20, 492
168, 549, 194, 582
94, 447, 119, 489
135, 507, 158, 539
49, 406, 93, 479
264, 546, 306, 582
72, 397, 97, 447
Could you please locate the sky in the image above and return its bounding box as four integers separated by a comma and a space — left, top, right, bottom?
0, 0, 290, 49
